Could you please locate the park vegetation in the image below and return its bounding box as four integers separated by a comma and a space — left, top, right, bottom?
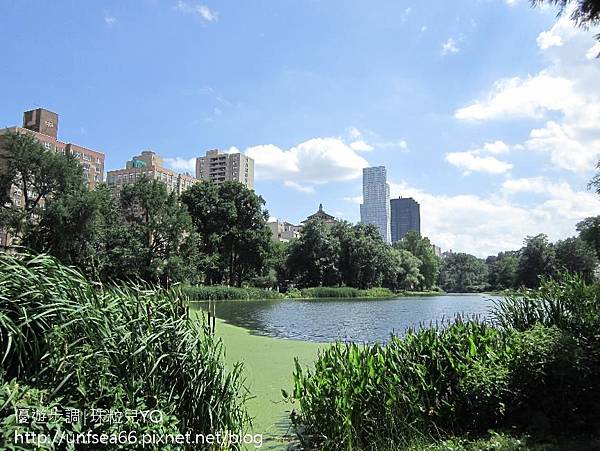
287, 274, 600, 449
1, 131, 600, 298
0, 252, 249, 450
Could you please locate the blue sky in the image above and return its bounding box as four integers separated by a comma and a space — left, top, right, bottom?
2, 0, 600, 256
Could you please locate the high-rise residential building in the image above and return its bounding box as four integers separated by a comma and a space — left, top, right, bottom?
0, 108, 106, 247
195, 149, 254, 189
106, 150, 198, 195
390, 197, 421, 243
0, 108, 105, 189
360, 166, 391, 243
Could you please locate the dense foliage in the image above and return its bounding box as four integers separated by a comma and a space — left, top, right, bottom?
288, 276, 600, 449
1, 132, 599, 295
0, 252, 250, 449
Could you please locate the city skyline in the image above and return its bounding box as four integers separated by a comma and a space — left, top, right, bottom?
2, 1, 600, 257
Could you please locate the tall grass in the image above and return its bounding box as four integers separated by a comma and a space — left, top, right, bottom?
299, 287, 395, 299
181, 284, 284, 301
492, 273, 600, 337
0, 252, 250, 447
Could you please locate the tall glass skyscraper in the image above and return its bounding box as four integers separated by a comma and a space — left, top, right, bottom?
360, 166, 391, 243
390, 197, 421, 243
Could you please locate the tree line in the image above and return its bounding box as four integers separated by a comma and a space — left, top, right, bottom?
1, 131, 598, 292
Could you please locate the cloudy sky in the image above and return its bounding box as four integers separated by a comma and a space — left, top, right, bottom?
2, 0, 600, 256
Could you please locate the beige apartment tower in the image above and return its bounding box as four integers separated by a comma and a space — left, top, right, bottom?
106, 150, 198, 195
195, 149, 254, 189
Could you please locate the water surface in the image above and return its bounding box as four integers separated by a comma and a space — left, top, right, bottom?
192, 294, 499, 344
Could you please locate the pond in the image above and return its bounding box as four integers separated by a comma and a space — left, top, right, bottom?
191, 294, 500, 344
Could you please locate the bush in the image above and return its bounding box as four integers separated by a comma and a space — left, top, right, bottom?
181, 284, 283, 301
288, 319, 511, 450
0, 252, 250, 449
289, 276, 600, 449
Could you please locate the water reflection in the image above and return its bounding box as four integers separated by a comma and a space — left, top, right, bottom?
191, 294, 499, 344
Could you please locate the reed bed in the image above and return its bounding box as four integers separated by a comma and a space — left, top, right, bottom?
0, 252, 250, 449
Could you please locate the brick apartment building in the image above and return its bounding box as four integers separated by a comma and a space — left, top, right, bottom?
0, 108, 106, 246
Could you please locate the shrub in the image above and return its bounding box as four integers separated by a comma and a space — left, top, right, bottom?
289, 276, 600, 449
288, 319, 511, 450
0, 252, 250, 448
284, 287, 303, 299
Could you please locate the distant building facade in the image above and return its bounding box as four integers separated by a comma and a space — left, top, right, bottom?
107, 150, 197, 195
390, 197, 420, 243
432, 244, 442, 258
0, 108, 106, 247
360, 166, 390, 243
195, 149, 254, 189
302, 204, 337, 226
0, 108, 105, 189
267, 220, 302, 242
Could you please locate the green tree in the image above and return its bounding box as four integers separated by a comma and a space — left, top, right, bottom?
576, 216, 600, 258
23, 184, 117, 279
439, 252, 489, 292
287, 220, 341, 287
394, 231, 440, 290
181, 181, 272, 286
517, 234, 557, 288
119, 177, 200, 285
385, 248, 424, 291
486, 251, 519, 290
532, 1, 600, 39
0, 131, 84, 241
333, 222, 392, 289
555, 236, 598, 282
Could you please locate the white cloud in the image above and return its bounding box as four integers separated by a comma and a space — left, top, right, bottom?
350, 140, 374, 152
454, 16, 600, 174
445, 151, 513, 175
505, 0, 520, 6
445, 140, 512, 175
164, 157, 196, 173
377, 139, 408, 151
441, 38, 459, 55
454, 72, 581, 121
483, 140, 510, 154
421, 25, 428, 33
381, 180, 600, 257
245, 137, 369, 184
284, 181, 315, 193
537, 30, 563, 50
175, 1, 219, 22
104, 13, 116, 26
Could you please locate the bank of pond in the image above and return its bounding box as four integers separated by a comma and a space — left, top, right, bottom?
181, 284, 444, 302
2, 252, 599, 450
